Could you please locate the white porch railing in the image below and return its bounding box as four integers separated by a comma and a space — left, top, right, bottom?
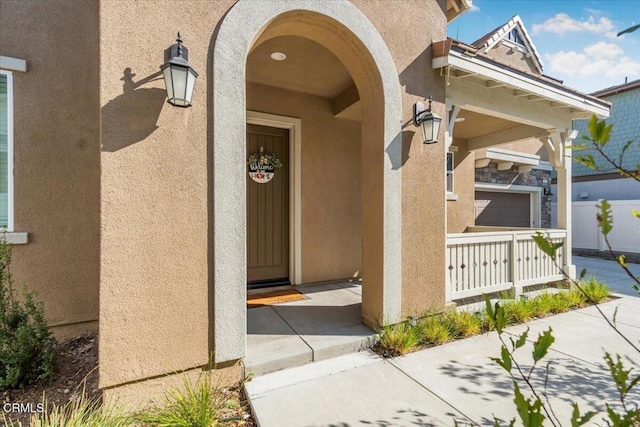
446, 227, 567, 302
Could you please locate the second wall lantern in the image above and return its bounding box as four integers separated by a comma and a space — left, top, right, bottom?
161, 32, 198, 107
413, 96, 442, 144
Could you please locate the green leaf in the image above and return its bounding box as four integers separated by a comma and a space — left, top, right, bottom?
574, 155, 597, 170
579, 268, 587, 279
617, 254, 628, 269
532, 328, 555, 362
501, 345, 512, 372
495, 303, 506, 333
621, 140, 634, 155
632, 209, 640, 219
618, 23, 640, 36
587, 115, 613, 146
515, 329, 529, 349
596, 200, 613, 236
513, 382, 545, 427
566, 143, 587, 151
570, 402, 597, 427
490, 345, 513, 373
485, 295, 495, 320
532, 232, 563, 260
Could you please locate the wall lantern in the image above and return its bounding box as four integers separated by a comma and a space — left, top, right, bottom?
160, 32, 198, 107
413, 96, 442, 144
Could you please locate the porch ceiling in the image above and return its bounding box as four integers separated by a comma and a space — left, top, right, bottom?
248, 36, 354, 98
247, 35, 361, 121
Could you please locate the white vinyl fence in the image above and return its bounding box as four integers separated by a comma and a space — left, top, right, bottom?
551, 200, 640, 254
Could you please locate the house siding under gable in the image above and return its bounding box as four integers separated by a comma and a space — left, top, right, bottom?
573, 86, 640, 178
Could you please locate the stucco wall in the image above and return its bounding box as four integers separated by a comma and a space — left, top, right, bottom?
99, 0, 235, 389
487, 44, 539, 75
247, 83, 362, 283
352, 0, 448, 314
447, 140, 476, 233
0, 0, 100, 337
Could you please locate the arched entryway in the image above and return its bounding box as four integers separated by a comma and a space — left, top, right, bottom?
212, 0, 402, 363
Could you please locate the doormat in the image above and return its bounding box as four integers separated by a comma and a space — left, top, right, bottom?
247, 289, 304, 307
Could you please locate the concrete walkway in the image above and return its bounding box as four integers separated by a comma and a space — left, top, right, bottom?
245, 297, 640, 427
575, 255, 640, 297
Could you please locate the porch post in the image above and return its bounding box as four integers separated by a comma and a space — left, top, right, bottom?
554, 131, 576, 280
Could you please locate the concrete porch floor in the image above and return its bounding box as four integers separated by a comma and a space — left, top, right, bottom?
245, 281, 377, 376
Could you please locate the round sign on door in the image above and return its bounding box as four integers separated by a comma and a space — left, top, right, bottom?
248, 147, 283, 183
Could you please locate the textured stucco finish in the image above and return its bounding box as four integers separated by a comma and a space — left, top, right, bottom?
0, 0, 100, 332
247, 83, 362, 283
447, 140, 476, 233
351, 0, 448, 314
99, 0, 234, 388
103, 363, 242, 411
488, 44, 539, 74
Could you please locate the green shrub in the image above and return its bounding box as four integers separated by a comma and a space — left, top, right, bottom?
135, 370, 225, 427
416, 313, 452, 346
0, 237, 56, 389
580, 276, 611, 303
442, 310, 481, 338
378, 322, 420, 355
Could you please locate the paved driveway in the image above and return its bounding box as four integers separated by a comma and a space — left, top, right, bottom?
246, 297, 640, 426
574, 255, 640, 297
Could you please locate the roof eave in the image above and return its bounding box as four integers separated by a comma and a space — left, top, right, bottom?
446, 0, 473, 23
433, 47, 610, 119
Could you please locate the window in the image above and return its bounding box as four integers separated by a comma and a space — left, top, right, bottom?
0, 70, 13, 230
507, 29, 524, 46
446, 151, 454, 193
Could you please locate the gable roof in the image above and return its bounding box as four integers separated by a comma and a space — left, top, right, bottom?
471, 15, 544, 74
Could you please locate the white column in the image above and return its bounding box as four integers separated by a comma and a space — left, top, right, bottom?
554, 131, 576, 280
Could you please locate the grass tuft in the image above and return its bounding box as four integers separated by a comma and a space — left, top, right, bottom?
416, 313, 452, 346
580, 276, 611, 303
378, 322, 420, 356
502, 299, 536, 324
7, 392, 133, 427
135, 371, 224, 427
442, 310, 482, 338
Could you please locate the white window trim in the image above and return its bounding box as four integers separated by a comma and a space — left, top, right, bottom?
0, 69, 27, 244
446, 150, 457, 200
475, 182, 542, 228
0, 56, 27, 73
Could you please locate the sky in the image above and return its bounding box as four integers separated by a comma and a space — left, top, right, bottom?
448, 1, 640, 93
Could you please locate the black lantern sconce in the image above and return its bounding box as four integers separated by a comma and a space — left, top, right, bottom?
413, 96, 442, 144
543, 188, 554, 198
160, 32, 198, 107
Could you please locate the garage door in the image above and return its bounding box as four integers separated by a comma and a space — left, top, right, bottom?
475, 191, 530, 227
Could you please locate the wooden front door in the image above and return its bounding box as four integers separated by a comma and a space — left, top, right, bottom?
246, 124, 290, 287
